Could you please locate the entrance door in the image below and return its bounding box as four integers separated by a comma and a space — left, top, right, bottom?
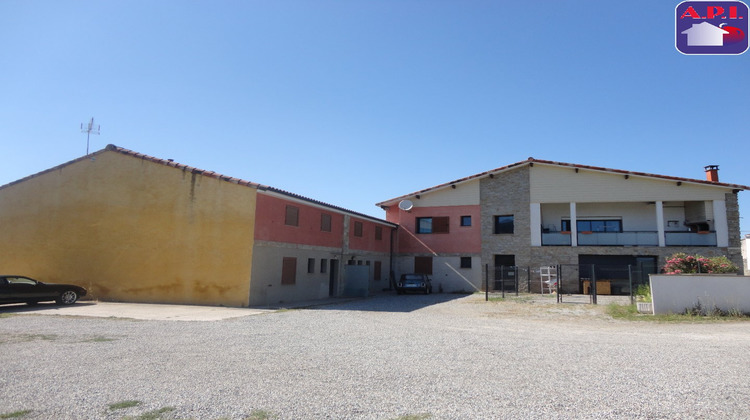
494, 255, 516, 291
414, 256, 433, 275
329, 259, 339, 297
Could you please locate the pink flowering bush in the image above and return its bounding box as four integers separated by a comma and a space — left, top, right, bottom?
662, 253, 739, 274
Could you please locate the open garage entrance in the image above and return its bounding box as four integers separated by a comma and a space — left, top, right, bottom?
577, 255, 657, 295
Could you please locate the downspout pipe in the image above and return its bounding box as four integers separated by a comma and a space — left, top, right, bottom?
388, 225, 398, 291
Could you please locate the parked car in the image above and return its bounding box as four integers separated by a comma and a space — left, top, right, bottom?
0, 275, 87, 305
396, 273, 433, 295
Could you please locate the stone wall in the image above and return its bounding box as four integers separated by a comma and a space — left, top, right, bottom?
480, 166, 532, 291
725, 192, 744, 272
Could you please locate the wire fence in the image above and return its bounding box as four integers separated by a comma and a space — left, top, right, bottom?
484, 263, 654, 304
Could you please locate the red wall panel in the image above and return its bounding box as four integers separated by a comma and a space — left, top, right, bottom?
254, 193, 344, 248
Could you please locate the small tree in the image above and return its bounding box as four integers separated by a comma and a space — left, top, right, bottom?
662, 252, 739, 274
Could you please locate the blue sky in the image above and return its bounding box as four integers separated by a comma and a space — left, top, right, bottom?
1, 1, 749, 236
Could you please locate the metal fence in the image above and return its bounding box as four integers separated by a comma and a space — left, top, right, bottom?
485, 263, 653, 304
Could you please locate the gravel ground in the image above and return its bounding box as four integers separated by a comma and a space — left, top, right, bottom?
1, 294, 750, 420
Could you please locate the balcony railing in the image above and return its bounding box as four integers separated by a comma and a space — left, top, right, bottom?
577, 231, 659, 246
665, 231, 717, 246
541, 231, 718, 247
542, 232, 572, 245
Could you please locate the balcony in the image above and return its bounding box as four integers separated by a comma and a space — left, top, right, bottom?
542, 232, 572, 245
665, 231, 717, 246
541, 231, 717, 247
577, 231, 659, 246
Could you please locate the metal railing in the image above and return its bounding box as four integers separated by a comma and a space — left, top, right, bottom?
665, 231, 717, 246
542, 231, 718, 247
577, 231, 658, 246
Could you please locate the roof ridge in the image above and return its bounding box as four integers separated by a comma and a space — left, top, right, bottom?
0, 144, 394, 225
376, 158, 749, 206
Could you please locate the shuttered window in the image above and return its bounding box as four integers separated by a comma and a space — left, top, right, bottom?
321, 213, 332, 232
354, 221, 363, 237
281, 257, 297, 285
285, 205, 299, 227
375, 226, 383, 240
417, 217, 449, 234
415, 256, 433, 275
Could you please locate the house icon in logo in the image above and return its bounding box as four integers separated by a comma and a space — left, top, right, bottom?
681, 21, 730, 46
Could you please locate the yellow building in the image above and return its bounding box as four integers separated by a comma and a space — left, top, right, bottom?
0, 145, 258, 306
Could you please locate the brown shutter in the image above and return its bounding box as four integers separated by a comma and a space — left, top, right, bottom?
281, 257, 297, 284
321, 213, 332, 232
414, 256, 433, 275
285, 205, 299, 226
433, 217, 449, 233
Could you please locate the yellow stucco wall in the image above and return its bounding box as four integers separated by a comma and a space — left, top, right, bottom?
0, 150, 256, 306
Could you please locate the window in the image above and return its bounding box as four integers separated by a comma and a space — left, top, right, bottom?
354, 221, 363, 237
281, 257, 297, 285
460, 257, 472, 268
374, 261, 382, 281
460, 216, 472, 227
307, 258, 315, 274
321, 213, 332, 232
561, 219, 622, 232
416, 217, 449, 234
321, 259, 328, 274
494, 215, 514, 234
375, 226, 383, 240
285, 205, 299, 227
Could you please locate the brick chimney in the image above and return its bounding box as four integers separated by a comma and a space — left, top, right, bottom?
704, 165, 719, 182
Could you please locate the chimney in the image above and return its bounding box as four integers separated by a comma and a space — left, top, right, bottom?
704, 165, 719, 182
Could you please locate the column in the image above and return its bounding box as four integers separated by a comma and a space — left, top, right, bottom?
570, 202, 577, 247
530, 203, 542, 246
713, 199, 729, 247
656, 201, 665, 247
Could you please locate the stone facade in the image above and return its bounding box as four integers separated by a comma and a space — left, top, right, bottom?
725, 192, 745, 271
475, 167, 745, 293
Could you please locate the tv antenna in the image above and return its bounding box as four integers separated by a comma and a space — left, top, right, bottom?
80, 117, 100, 155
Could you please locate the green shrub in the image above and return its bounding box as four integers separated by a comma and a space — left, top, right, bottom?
635, 284, 651, 302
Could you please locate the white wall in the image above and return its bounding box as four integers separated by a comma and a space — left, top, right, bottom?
530, 164, 732, 203
410, 179, 480, 207
650, 274, 750, 314
541, 202, 690, 232
394, 255, 481, 293
742, 236, 750, 275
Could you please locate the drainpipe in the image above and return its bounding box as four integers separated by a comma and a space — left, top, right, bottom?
388, 225, 398, 291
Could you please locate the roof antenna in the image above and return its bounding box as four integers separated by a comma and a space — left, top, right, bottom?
80, 117, 100, 155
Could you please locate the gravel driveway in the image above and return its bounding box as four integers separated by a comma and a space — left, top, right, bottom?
2, 294, 749, 419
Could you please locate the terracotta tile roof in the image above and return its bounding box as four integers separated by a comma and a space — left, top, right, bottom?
108, 145, 395, 225
0, 144, 394, 226
104, 144, 265, 189
376, 157, 750, 207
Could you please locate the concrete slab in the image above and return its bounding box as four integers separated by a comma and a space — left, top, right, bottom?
0, 301, 274, 321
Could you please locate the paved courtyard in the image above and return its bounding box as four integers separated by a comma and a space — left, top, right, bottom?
1, 294, 749, 419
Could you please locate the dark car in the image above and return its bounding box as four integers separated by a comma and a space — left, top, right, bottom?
0, 275, 87, 305
396, 273, 433, 295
